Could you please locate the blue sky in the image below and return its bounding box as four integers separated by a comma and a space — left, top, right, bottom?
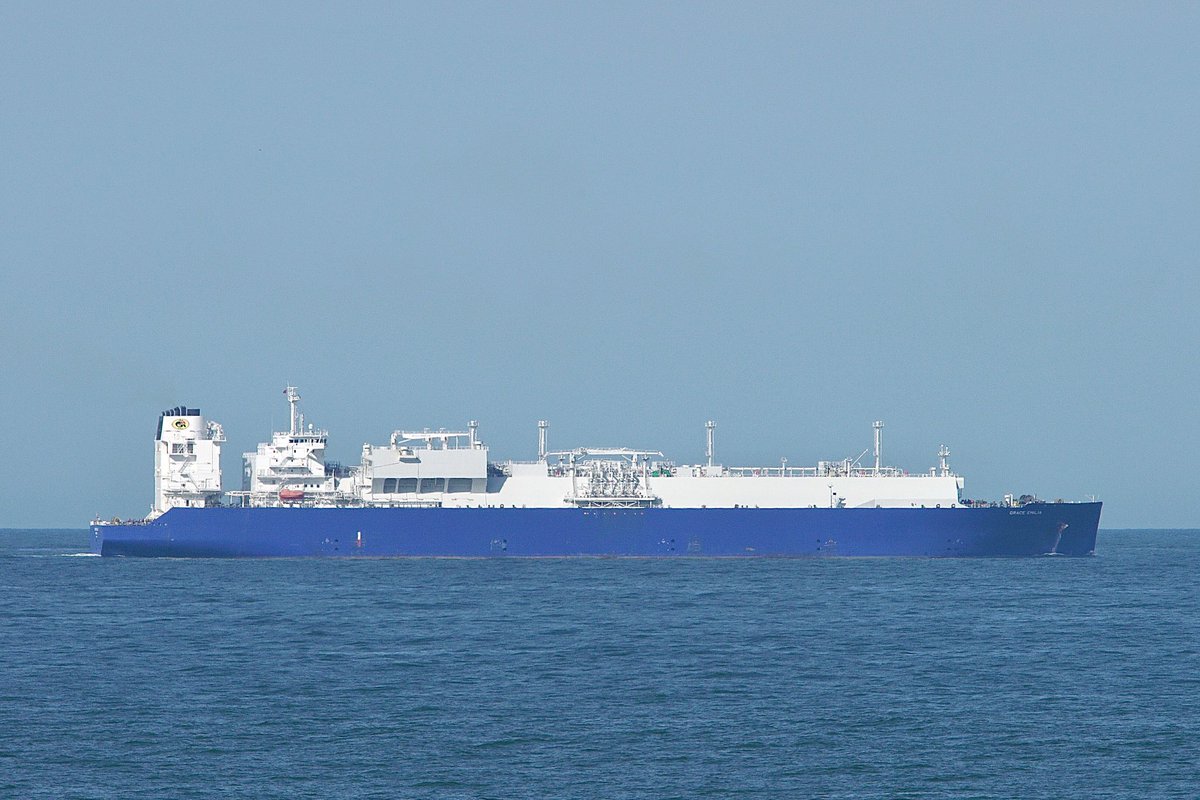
1, 2, 1196, 527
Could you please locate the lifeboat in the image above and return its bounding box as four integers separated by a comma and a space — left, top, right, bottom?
278, 488, 305, 502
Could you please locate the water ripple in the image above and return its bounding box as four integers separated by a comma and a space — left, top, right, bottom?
0, 528, 1197, 798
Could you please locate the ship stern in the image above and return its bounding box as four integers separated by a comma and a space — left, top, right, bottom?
91, 520, 174, 557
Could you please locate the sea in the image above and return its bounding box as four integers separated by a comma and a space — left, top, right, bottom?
1, 529, 1196, 799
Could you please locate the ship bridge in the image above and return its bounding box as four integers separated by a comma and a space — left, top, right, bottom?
239, 386, 347, 506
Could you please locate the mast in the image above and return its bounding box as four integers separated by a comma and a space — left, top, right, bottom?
285, 386, 301, 435
873, 420, 884, 473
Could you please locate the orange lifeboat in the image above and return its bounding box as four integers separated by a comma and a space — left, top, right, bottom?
278, 488, 305, 502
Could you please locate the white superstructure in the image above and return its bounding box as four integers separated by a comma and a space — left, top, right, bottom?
154, 388, 968, 517
152, 406, 225, 516
237, 386, 351, 506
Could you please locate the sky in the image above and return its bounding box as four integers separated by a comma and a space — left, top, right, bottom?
1, 2, 1197, 528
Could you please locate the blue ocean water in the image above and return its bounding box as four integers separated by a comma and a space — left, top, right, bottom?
1, 530, 1196, 799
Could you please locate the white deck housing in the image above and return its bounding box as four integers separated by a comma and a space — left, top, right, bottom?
151, 388, 967, 517
152, 406, 224, 516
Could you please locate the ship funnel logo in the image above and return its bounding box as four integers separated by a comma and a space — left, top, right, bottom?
172, 418, 190, 430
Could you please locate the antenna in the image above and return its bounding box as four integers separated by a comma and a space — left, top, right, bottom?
538, 420, 548, 461
938, 444, 951, 476
705, 420, 716, 468
284, 386, 301, 435
873, 420, 884, 473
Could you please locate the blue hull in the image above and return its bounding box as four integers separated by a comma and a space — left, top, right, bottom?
92, 503, 1101, 558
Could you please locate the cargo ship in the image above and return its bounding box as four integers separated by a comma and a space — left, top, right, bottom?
90, 388, 1101, 557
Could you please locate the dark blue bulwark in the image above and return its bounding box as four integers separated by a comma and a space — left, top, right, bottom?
92, 503, 1102, 558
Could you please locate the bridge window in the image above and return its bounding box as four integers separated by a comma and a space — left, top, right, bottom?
447, 478, 472, 493
397, 478, 418, 493
420, 478, 444, 493
383, 478, 397, 493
